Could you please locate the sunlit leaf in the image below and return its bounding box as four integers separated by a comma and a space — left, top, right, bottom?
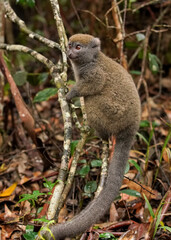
19, 190, 46, 202
148, 53, 161, 74
136, 33, 145, 41
16, 0, 35, 8
120, 189, 141, 197
99, 232, 116, 239
34, 216, 49, 223
43, 178, 57, 191
0, 182, 17, 197
23, 225, 37, 240
160, 226, 171, 232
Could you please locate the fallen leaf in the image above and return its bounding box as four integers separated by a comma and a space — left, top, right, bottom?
0, 183, 17, 197
110, 202, 119, 222
162, 147, 171, 163
4, 204, 20, 223
0, 163, 7, 173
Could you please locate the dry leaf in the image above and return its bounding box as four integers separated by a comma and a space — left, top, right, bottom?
4, 204, 20, 223
0, 183, 17, 197
110, 202, 119, 222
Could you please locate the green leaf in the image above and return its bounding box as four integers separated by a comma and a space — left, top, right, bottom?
67, 80, 76, 85
84, 181, 97, 194
143, 194, 155, 218
13, 71, 27, 86
37, 207, 43, 214
99, 232, 116, 239
16, 0, 35, 8
136, 33, 145, 42
78, 165, 90, 177
129, 159, 142, 175
4, 83, 10, 95
160, 226, 171, 232
19, 190, 46, 202
140, 120, 150, 128
78, 159, 87, 164
91, 159, 102, 167
124, 161, 130, 174
130, 70, 141, 75
37, 72, 49, 84
25, 225, 34, 232
125, 41, 139, 49
153, 207, 162, 237
33, 88, 57, 103
43, 178, 57, 191
140, 120, 159, 128
120, 189, 141, 197
70, 140, 79, 156
128, 0, 137, 9
138, 49, 143, 59
27, 72, 48, 86
148, 53, 161, 74
23, 225, 37, 240
34, 216, 49, 223
136, 132, 149, 145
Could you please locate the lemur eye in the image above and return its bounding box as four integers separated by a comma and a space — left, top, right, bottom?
68, 43, 72, 49
75, 45, 81, 50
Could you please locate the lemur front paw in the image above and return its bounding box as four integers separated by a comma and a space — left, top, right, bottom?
66, 92, 72, 102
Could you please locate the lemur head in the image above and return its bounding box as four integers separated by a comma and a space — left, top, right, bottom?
67, 34, 101, 64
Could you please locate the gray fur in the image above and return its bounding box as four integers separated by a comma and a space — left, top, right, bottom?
48, 34, 141, 239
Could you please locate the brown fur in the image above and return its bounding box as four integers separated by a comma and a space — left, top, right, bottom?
44, 34, 141, 240
69, 34, 94, 45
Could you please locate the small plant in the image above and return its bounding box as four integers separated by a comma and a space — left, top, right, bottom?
143, 193, 171, 238
19, 190, 46, 207
23, 225, 37, 240
43, 178, 59, 192
99, 232, 117, 239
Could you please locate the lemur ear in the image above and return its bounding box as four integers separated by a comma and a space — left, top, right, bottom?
91, 37, 101, 49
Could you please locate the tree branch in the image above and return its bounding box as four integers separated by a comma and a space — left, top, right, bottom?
4, 0, 61, 50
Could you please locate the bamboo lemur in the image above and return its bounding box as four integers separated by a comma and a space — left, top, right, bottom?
48, 34, 141, 239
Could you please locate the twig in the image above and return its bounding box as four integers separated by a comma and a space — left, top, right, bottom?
95, 141, 108, 197
132, 0, 161, 13
137, 26, 151, 91
46, 0, 72, 221
0, 43, 55, 69
111, 0, 128, 69
49, 0, 68, 77
71, 0, 84, 31
70, 103, 82, 130
4, 0, 61, 51
147, 186, 171, 239
81, 10, 107, 28
124, 176, 155, 196
55, 132, 88, 218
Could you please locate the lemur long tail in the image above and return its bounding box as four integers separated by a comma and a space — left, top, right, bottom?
48, 128, 136, 240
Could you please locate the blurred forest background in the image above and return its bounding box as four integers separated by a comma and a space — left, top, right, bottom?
0, 0, 170, 239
